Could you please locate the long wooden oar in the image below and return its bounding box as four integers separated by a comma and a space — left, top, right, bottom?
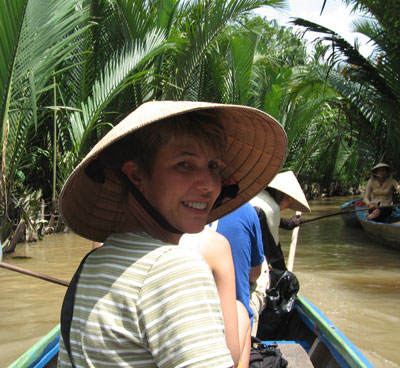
300, 204, 399, 225
287, 211, 302, 272
0, 261, 69, 287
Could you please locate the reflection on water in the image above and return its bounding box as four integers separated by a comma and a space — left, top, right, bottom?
1, 196, 399, 367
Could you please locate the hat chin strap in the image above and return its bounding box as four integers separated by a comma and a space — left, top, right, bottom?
124, 173, 183, 236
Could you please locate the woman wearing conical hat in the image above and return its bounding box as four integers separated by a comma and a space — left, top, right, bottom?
363, 163, 400, 221
58, 101, 287, 368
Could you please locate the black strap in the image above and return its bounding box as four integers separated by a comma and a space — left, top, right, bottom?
60, 249, 97, 366
84, 162, 183, 235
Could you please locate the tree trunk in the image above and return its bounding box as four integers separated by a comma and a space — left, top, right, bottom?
4, 220, 26, 253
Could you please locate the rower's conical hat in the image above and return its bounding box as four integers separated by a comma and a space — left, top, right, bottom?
371, 162, 392, 174
268, 171, 310, 212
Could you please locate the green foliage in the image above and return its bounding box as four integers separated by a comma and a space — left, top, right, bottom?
1, 0, 399, 250
0, 0, 90, 244
292, 0, 400, 177
0, 0, 29, 128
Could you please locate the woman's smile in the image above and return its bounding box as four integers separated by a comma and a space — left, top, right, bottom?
183, 201, 209, 210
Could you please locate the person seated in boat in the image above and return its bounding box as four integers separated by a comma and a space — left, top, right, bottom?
57, 101, 287, 368
250, 171, 311, 271
363, 163, 400, 221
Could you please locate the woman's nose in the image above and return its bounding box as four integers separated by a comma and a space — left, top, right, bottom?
195, 168, 221, 192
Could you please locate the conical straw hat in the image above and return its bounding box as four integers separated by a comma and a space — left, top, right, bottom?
268, 171, 310, 212
370, 162, 392, 175
60, 100, 287, 241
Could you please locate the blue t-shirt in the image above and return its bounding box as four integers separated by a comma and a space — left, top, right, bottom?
212, 203, 264, 323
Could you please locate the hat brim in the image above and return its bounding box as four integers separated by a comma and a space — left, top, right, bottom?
371, 163, 391, 173
60, 101, 287, 241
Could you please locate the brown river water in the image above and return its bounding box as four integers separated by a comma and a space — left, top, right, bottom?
1, 196, 399, 367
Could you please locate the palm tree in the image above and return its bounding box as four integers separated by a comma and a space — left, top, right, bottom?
292, 0, 400, 174
1, 0, 291, 252
161, 0, 288, 100
0, 0, 91, 250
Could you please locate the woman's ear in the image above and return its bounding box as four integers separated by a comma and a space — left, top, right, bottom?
121, 161, 144, 192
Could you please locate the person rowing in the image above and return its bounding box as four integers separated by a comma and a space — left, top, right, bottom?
363, 163, 400, 221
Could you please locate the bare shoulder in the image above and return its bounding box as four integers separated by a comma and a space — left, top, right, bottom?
202, 227, 228, 244
200, 228, 232, 257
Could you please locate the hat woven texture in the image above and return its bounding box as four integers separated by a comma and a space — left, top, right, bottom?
268, 170, 310, 213
60, 101, 287, 241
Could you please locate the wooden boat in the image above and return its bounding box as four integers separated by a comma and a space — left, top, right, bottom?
356, 205, 400, 249
9, 295, 373, 368
340, 198, 363, 228
8, 324, 59, 368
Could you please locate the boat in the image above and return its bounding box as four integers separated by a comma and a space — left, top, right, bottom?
9, 295, 373, 368
340, 198, 363, 228
356, 204, 400, 249
8, 324, 59, 368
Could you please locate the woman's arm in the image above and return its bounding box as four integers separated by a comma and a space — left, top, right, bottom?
249, 264, 262, 283
199, 229, 241, 367
363, 179, 374, 207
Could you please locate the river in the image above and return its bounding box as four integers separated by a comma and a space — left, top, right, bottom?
1, 196, 399, 367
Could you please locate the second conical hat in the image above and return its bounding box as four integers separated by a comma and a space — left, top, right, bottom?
268, 171, 311, 213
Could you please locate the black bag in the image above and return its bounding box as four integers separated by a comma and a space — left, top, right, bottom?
256, 269, 300, 341
249, 337, 288, 368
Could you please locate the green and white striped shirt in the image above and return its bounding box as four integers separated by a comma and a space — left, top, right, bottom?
58, 232, 233, 368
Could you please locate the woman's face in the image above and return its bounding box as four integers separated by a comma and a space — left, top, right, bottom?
375, 167, 388, 178
136, 137, 223, 234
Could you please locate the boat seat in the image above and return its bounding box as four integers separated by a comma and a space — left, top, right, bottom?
277, 343, 314, 368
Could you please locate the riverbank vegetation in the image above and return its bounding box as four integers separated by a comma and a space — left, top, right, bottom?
1, 0, 399, 252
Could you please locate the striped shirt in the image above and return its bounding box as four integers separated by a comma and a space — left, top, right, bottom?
58, 232, 233, 368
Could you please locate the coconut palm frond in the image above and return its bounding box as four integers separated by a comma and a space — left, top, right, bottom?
2, 0, 89, 183
230, 31, 258, 105
173, 0, 287, 100
0, 0, 29, 131
205, 42, 231, 103
115, 0, 156, 39
293, 17, 397, 107
60, 0, 120, 107
11, 0, 89, 106
293, 18, 373, 69
68, 29, 169, 159
351, 17, 378, 47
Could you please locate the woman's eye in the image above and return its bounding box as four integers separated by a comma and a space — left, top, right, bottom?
177, 161, 190, 168
209, 161, 221, 170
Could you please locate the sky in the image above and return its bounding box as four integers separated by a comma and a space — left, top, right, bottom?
254, 0, 374, 57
